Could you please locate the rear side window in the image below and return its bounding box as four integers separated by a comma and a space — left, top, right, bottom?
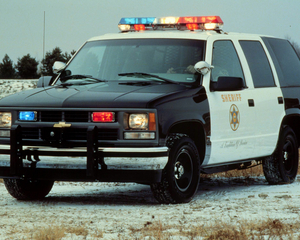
262, 37, 300, 87
240, 41, 275, 88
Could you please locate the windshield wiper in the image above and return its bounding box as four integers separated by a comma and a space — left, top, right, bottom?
118, 72, 179, 84
60, 74, 105, 83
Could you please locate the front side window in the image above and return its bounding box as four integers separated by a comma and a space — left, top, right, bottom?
211, 40, 244, 83
59, 39, 205, 84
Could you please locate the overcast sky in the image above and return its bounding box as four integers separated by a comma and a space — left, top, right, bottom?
1, 0, 300, 64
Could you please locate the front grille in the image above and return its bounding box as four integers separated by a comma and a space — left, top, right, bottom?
22, 128, 118, 141
40, 111, 62, 122
20, 111, 119, 143
64, 128, 118, 141
22, 128, 39, 139
65, 111, 89, 122
39, 111, 117, 122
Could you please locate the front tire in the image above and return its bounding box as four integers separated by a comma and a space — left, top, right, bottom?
151, 134, 201, 204
263, 126, 299, 184
4, 178, 54, 200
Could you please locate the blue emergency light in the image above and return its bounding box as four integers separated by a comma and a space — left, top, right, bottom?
118, 17, 155, 32
19, 111, 37, 121
119, 17, 155, 25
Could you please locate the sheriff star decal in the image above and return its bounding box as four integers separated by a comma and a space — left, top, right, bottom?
229, 104, 240, 131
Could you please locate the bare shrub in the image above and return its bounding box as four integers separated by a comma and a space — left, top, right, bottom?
67, 225, 88, 237
32, 226, 66, 240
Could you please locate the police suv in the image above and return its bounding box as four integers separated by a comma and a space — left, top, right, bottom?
0, 16, 300, 203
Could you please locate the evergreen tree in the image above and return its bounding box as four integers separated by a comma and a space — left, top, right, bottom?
15, 54, 39, 79
0, 54, 16, 79
62, 50, 76, 63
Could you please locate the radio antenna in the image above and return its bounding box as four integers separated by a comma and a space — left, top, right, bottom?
42, 11, 45, 76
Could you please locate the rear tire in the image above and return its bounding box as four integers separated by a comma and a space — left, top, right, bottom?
263, 126, 299, 184
151, 134, 201, 204
4, 178, 54, 200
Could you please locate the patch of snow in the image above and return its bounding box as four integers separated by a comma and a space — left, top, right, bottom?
0, 79, 38, 99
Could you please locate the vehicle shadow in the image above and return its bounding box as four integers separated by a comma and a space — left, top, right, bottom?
42, 183, 159, 206
33, 176, 269, 206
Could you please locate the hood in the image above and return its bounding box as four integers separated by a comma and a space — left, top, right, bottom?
0, 81, 190, 108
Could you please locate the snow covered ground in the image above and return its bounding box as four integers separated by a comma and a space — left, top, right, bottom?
0, 80, 300, 239
1, 177, 300, 239
0, 79, 37, 99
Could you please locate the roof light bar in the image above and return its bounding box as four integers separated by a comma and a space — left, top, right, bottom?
152, 17, 179, 25
177, 16, 223, 30
118, 16, 223, 32
118, 17, 155, 32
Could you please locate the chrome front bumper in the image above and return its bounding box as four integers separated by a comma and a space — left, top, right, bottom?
0, 145, 169, 171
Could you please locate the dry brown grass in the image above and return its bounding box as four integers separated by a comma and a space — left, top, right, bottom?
204, 158, 300, 179
128, 220, 166, 239
20, 219, 300, 240
29, 225, 93, 240
202, 163, 264, 182
125, 218, 300, 240
31, 226, 66, 240
67, 225, 89, 237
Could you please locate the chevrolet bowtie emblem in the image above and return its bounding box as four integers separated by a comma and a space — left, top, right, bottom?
53, 122, 71, 128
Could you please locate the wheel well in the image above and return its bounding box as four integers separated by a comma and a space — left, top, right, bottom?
282, 115, 300, 147
168, 122, 206, 163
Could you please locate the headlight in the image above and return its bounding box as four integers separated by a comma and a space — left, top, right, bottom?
129, 114, 149, 129
0, 112, 11, 128
124, 113, 156, 140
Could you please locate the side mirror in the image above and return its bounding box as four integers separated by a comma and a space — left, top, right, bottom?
37, 76, 53, 88
52, 61, 66, 74
211, 76, 244, 91
194, 61, 214, 75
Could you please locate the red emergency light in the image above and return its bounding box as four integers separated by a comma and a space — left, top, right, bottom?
92, 112, 115, 122
134, 24, 146, 31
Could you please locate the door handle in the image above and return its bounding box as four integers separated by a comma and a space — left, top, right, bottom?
278, 97, 283, 104
248, 99, 255, 107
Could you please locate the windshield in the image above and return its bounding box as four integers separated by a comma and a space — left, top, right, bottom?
60, 38, 204, 84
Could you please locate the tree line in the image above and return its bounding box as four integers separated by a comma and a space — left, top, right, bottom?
0, 47, 76, 79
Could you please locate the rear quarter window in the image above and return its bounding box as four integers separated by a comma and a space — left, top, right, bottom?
262, 37, 300, 87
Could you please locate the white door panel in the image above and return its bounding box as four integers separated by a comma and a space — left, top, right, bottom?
203, 37, 285, 166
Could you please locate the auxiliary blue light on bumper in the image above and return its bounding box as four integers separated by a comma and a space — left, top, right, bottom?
19, 111, 37, 121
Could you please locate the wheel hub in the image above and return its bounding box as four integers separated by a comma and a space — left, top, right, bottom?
283, 151, 289, 161
174, 162, 184, 179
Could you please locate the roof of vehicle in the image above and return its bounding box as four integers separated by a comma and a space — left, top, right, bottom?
87, 30, 277, 42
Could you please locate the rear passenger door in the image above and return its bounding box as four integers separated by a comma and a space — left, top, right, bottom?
239, 39, 285, 156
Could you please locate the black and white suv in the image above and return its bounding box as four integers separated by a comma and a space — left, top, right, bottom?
0, 16, 299, 204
